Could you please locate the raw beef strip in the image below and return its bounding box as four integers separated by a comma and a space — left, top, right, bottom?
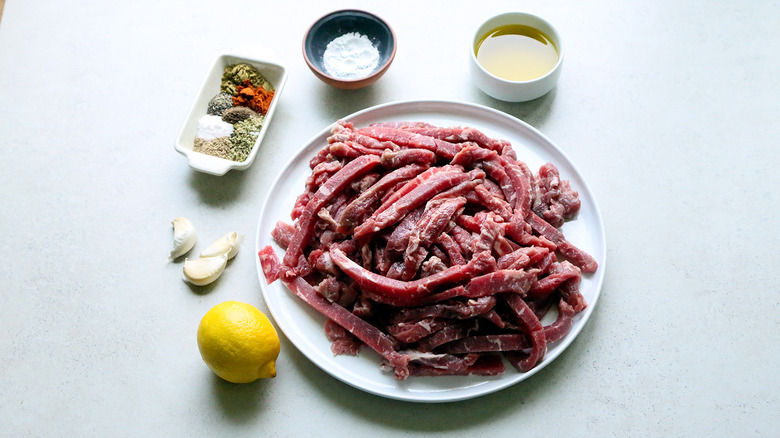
363, 166, 454, 224
283, 275, 411, 379
407, 354, 505, 377
465, 269, 536, 297
354, 167, 477, 239
357, 126, 461, 159
325, 319, 363, 356
406, 351, 480, 370
435, 233, 467, 265
527, 213, 598, 273
389, 296, 497, 323
527, 261, 582, 299
330, 248, 495, 306
338, 163, 428, 231
542, 300, 576, 344
441, 334, 530, 354
401, 125, 503, 152
307, 161, 343, 190
402, 196, 467, 278
258, 245, 282, 284
385, 207, 424, 254
380, 148, 437, 168
533, 162, 581, 228
369, 121, 437, 130
329, 121, 397, 151
500, 156, 533, 219
282, 155, 383, 275
558, 276, 588, 314
387, 317, 449, 343
271, 221, 296, 249
503, 293, 547, 372
474, 184, 513, 220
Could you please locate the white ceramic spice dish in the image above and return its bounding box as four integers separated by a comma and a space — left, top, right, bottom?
174, 49, 288, 175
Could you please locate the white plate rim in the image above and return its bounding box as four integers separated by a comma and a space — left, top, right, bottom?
254, 99, 606, 403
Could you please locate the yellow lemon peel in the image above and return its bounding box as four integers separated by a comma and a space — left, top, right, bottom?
197, 301, 280, 383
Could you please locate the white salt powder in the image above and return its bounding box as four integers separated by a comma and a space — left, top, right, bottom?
322, 32, 380, 80
196, 115, 234, 141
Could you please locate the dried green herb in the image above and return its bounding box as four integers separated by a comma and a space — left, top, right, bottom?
228, 115, 265, 162
220, 63, 274, 95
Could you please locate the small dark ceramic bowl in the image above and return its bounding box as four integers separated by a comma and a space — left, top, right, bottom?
303, 9, 396, 90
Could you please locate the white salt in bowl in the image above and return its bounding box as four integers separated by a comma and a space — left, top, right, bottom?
174, 48, 288, 175
303, 9, 396, 90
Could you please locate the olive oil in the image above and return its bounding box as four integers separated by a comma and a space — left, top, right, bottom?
475, 24, 559, 82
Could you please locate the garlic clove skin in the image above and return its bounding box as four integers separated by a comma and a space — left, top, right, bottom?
200, 232, 241, 260
182, 254, 228, 286
169, 217, 197, 260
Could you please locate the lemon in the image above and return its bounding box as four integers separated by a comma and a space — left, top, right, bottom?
197, 301, 280, 383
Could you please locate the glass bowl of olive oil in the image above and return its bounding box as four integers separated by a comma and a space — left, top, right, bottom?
470, 12, 564, 102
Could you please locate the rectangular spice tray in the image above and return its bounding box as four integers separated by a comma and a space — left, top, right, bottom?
174, 49, 288, 175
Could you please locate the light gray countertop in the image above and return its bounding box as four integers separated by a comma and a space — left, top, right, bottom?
1, 0, 777, 436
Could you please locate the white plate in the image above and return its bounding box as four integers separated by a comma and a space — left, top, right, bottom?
255, 100, 606, 403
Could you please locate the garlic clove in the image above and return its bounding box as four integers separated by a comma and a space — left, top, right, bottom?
200, 232, 241, 260
182, 254, 228, 286
170, 217, 197, 260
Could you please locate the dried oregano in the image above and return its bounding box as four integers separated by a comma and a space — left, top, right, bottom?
229, 115, 265, 162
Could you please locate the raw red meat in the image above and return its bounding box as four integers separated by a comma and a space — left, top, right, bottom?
259, 119, 599, 379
